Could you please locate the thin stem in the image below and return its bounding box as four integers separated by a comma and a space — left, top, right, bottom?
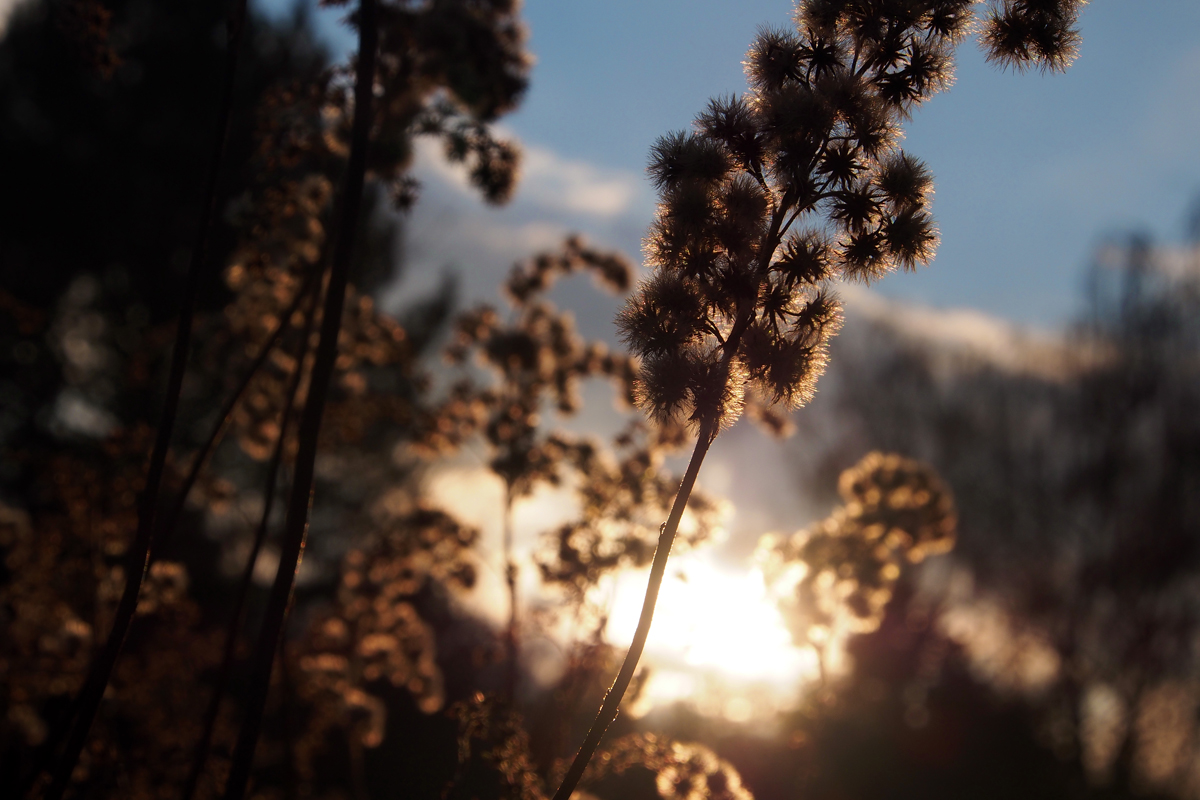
221, 0, 378, 794
181, 288, 318, 800
551, 416, 717, 800
503, 484, 520, 701
156, 268, 320, 558
41, 1, 249, 796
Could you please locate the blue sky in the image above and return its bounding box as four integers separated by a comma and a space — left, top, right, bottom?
270, 0, 1200, 329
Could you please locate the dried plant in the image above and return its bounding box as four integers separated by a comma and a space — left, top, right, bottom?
758, 451, 956, 679
555, 1, 1084, 795
421, 237, 721, 700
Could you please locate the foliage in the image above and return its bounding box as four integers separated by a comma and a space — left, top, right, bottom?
758, 451, 955, 671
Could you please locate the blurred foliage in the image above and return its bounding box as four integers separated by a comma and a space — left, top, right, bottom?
758, 451, 955, 675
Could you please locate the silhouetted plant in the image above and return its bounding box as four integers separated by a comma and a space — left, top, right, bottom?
421, 237, 721, 700
555, 1, 1084, 795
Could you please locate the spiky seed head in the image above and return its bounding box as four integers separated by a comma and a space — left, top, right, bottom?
981, 0, 1086, 73
616, 274, 706, 357
884, 206, 939, 270
818, 141, 864, 187
775, 230, 834, 286
839, 228, 892, 282
876, 151, 933, 210
831, 184, 882, 233
745, 26, 806, 91
634, 349, 699, 424
648, 132, 731, 191
928, 0, 976, 42
696, 95, 762, 169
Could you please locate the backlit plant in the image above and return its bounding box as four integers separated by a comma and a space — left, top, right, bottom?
555, 1, 1086, 796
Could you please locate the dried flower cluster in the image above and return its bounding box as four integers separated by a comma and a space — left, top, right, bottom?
758, 451, 956, 658
618, 0, 1085, 432
297, 507, 479, 731
535, 420, 723, 603
421, 238, 721, 695
582, 733, 754, 800
0, 431, 234, 797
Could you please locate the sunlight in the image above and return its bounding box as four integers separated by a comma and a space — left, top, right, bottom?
425, 462, 818, 717
606, 551, 819, 716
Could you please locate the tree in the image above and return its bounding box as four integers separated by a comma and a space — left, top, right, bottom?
781, 204, 1200, 797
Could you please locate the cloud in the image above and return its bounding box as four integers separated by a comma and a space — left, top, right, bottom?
520, 145, 640, 218
411, 136, 645, 220
384, 137, 652, 317
839, 283, 1079, 380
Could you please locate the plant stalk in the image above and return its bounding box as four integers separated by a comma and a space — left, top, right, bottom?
40, 1, 249, 796
181, 288, 317, 800
503, 484, 520, 701
220, 0, 378, 794
551, 415, 717, 800
156, 269, 320, 558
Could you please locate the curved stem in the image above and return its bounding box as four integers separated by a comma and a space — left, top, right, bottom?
221, 0, 378, 794
40, 1, 250, 796
551, 416, 717, 800
181, 288, 318, 800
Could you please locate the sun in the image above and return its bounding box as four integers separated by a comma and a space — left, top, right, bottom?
605, 550, 820, 718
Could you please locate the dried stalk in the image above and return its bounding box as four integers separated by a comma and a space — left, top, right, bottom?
220, 0, 378, 794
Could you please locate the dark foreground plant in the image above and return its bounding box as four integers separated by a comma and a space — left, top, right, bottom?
553, 1, 1086, 796
42, 0, 251, 795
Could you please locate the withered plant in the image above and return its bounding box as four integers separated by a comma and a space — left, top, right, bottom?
421, 237, 722, 701
554, 1, 1087, 795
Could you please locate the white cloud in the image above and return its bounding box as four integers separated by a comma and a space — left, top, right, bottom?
840, 283, 1079, 380
411, 136, 645, 219
385, 137, 652, 315
519, 145, 640, 218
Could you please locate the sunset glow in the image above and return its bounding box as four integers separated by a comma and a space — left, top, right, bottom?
605, 552, 819, 717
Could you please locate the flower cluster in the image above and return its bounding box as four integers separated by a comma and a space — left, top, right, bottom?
294, 506, 479, 749
0, 430, 231, 798
535, 420, 723, 604
447, 693, 544, 800
582, 733, 754, 800
619, 0, 1085, 432
425, 238, 636, 495
758, 451, 956, 657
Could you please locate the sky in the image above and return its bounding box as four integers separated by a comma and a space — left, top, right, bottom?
256, 0, 1200, 330
0, 0, 1196, 324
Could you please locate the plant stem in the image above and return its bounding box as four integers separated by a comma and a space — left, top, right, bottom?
40, 1, 249, 796
181, 288, 317, 800
156, 269, 320, 559
551, 415, 717, 800
503, 483, 519, 701
221, 0, 377, 794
